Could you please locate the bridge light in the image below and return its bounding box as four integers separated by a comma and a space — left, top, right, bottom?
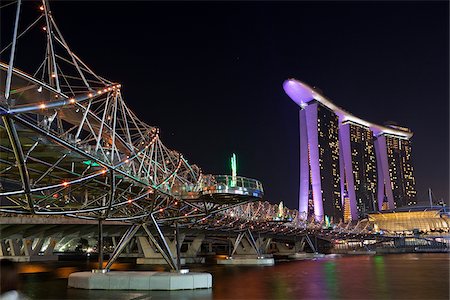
69, 98, 76, 104
128, 199, 132, 204
88, 93, 93, 98
97, 90, 102, 95
125, 159, 129, 163
39, 6, 44, 11
39, 103, 46, 109
42, 26, 47, 31
62, 181, 69, 187
159, 208, 164, 212
51, 74, 56, 78
37, 86, 43, 93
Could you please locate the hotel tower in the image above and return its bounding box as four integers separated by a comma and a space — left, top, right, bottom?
284, 79, 417, 222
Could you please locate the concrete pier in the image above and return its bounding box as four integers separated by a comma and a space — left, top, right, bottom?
136, 258, 187, 265
68, 271, 212, 290
287, 252, 325, 260
216, 256, 274, 266
136, 257, 205, 265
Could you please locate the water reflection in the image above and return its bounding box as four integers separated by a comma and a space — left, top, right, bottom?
374, 255, 389, 298
15, 254, 450, 299
323, 261, 339, 298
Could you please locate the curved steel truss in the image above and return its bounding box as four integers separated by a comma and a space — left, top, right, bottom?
0, 1, 381, 272
0, 1, 263, 224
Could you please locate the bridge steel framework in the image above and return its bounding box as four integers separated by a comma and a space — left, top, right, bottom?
0, 2, 386, 270
0, 0, 264, 270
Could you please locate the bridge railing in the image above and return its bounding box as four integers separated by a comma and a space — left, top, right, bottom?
201, 175, 264, 193
169, 175, 264, 201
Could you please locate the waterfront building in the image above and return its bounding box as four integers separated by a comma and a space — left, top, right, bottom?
381, 132, 417, 207
374, 130, 417, 210
298, 100, 342, 222
367, 206, 449, 234
341, 121, 378, 219
284, 78, 417, 221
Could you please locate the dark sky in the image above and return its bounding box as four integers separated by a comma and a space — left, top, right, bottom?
4, 1, 449, 209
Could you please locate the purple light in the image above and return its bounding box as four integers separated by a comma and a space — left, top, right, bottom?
305, 103, 324, 221
374, 136, 395, 209
283, 79, 314, 107
283, 79, 413, 139
299, 109, 309, 217
285, 78, 411, 220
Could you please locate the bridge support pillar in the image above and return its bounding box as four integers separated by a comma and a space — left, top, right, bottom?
230, 229, 267, 256
104, 224, 141, 270
69, 224, 212, 290
8, 239, 21, 256
23, 239, 36, 256
44, 237, 57, 256
219, 230, 274, 266
136, 233, 206, 265
0, 240, 8, 256
256, 237, 272, 254
0, 237, 58, 262
184, 234, 205, 264
185, 235, 204, 257
137, 234, 204, 265
273, 237, 306, 256
230, 233, 256, 256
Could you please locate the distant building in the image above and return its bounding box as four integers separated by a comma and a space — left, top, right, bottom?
284, 78, 417, 221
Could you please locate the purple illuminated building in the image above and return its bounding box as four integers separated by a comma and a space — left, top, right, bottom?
284, 79, 417, 221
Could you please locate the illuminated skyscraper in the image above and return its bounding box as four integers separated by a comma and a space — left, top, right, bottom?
340, 121, 378, 220
377, 131, 417, 208
298, 100, 342, 222
284, 79, 417, 221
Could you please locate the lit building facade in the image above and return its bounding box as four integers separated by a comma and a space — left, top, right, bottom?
340, 121, 378, 220
284, 78, 417, 221
299, 101, 342, 222
379, 133, 417, 208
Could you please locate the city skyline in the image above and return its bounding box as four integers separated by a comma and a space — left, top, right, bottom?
0, 2, 448, 298
1, 1, 448, 209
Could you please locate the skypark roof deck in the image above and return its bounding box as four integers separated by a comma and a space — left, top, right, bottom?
283, 78, 413, 139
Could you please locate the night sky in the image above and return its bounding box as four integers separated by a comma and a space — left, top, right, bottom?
3, 1, 449, 210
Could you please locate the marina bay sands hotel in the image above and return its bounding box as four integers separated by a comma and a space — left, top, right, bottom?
283, 79, 417, 222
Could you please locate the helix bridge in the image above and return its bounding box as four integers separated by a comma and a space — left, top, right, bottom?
0, 1, 375, 270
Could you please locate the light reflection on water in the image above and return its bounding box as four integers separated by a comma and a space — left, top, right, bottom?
16, 253, 450, 299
